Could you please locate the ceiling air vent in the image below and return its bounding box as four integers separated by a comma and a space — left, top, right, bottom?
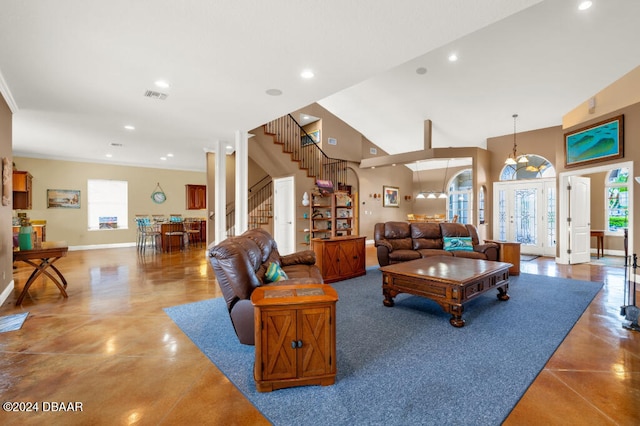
143, 90, 168, 100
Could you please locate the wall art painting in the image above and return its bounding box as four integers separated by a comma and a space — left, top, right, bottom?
564, 115, 623, 168
383, 185, 399, 208
47, 189, 80, 208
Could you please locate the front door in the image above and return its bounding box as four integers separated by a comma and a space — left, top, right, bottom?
493, 178, 556, 256
273, 176, 295, 255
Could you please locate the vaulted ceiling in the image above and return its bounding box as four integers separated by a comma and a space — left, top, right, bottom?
1, 1, 638, 172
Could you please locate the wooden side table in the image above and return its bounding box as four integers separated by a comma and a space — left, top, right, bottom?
590, 230, 605, 259
251, 284, 338, 392
485, 240, 521, 276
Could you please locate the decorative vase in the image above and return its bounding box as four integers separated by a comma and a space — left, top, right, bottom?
302, 192, 310, 206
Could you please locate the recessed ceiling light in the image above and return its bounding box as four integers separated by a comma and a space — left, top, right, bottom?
448, 53, 458, 62
416, 67, 427, 75
226, 145, 233, 150
578, 1, 592, 11
265, 88, 283, 96
106, 153, 112, 158
303, 115, 309, 120
124, 125, 135, 131
155, 80, 170, 89
160, 157, 167, 161
167, 153, 174, 157
301, 69, 315, 79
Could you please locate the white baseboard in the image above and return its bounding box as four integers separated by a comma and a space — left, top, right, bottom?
69, 242, 136, 251
0, 280, 15, 306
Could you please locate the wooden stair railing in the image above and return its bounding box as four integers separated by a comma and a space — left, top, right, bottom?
224, 176, 273, 237
264, 114, 348, 190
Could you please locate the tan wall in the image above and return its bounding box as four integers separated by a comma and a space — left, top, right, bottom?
13, 157, 206, 247
564, 65, 640, 129
0, 94, 12, 298
353, 164, 414, 240
292, 103, 364, 162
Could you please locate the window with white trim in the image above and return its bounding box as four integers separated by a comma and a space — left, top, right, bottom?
447, 169, 472, 224
605, 168, 628, 234
87, 179, 129, 230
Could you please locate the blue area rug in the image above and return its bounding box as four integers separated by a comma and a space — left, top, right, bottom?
165, 269, 602, 425
0, 312, 28, 333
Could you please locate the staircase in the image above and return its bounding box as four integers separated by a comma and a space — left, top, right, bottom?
264, 114, 348, 184
224, 114, 348, 237
225, 176, 273, 237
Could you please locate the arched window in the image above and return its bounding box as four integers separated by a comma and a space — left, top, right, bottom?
500, 154, 555, 181
605, 167, 629, 234
447, 169, 472, 224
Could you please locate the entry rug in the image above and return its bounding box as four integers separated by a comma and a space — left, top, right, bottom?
165, 270, 602, 426
0, 312, 28, 333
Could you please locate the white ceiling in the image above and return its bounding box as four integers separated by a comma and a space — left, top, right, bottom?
2, 1, 639, 172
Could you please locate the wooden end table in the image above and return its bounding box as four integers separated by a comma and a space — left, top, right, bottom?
251, 284, 338, 392
485, 240, 522, 275
13, 241, 69, 306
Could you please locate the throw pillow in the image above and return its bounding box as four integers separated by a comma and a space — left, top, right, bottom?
265, 262, 289, 282
443, 236, 474, 251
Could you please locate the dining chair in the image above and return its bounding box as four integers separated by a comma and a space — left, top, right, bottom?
184, 219, 202, 248
136, 217, 161, 253
163, 221, 186, 252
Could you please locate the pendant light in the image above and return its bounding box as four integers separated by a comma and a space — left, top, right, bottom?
438, 160, 450, 199
505, 114, 528, 165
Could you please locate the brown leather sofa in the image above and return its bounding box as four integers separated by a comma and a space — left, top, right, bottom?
208, 228, 323, 345
374, 221, 499, 266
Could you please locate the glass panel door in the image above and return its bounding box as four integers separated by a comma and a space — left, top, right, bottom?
493, 179, 556, 256
514, 187, 537, 246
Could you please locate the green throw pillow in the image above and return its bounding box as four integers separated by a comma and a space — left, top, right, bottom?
443, 236, 474, 251
265, 262, 289, 282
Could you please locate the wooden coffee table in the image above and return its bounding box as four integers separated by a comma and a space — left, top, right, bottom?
380, 256, 512, 327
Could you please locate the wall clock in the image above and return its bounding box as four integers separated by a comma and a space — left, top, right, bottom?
151, 183, 166, 204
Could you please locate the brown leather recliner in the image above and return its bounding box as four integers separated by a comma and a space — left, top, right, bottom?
208, 228, 323, 345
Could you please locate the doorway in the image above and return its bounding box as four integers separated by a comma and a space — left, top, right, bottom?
557, 160, 634, 265
273, 176, 295, 255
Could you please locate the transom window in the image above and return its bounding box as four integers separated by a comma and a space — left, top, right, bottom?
500, 154, 555, 181
605, 167, 629, 234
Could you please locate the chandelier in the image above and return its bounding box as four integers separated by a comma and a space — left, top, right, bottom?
415, 160, 449, 199
505, 114, 528, 166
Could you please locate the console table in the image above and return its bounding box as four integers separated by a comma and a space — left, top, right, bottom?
251, 284, 338, 392
13, 241, 69, 306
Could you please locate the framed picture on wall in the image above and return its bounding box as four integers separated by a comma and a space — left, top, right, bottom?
564, 115, 624, 168
301, 129, 320, 146
383, 185, 399, 208
47, 189, 80, 208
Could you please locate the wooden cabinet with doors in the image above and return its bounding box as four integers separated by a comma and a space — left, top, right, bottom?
311, 235, 366, 283
251, 284, 338, 392
186, 184, 206, 210
12, 171, 33, 210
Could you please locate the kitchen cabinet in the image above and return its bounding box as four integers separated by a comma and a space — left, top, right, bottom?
186, 184, 206, 210
12, 171, 32, 210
